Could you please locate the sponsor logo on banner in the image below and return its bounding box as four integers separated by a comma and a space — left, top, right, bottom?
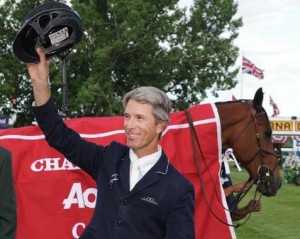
31, 157, 80, 172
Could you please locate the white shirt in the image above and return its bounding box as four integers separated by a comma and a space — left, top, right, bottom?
129, 145, 162, 191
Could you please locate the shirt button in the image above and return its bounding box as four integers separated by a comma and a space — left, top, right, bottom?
123, 199, 128, 205
117, 220, 123, 226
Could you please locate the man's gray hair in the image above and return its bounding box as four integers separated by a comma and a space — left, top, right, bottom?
122, 86, 172, 123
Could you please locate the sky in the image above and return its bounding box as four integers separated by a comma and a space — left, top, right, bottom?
179, 0, 300, 118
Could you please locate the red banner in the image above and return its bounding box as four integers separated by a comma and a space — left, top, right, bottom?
0, 103, 235, 239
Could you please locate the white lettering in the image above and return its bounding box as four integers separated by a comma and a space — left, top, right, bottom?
83, 188, 97, 208
30, 159, 44, 172
63, 183, 97, 209
30, 157, 80, 172
44, 158, 60, 171
72, 222, 85, 239
63, 183, 84, 209
61, 158, 78, 170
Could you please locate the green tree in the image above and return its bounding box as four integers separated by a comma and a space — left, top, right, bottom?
0, 0, 242, 126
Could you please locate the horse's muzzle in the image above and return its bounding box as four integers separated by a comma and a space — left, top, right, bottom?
257, 165, 282, 196
257, 175, 282, 196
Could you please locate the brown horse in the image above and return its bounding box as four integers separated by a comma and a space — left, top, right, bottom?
216, 88, 282, 196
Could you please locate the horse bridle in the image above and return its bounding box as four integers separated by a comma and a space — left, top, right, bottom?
231, 102, 278, 204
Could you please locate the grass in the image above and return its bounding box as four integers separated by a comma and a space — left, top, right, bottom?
230, 164, 300, 239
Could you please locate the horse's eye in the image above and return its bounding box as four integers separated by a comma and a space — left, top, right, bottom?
265, 129, 272, 138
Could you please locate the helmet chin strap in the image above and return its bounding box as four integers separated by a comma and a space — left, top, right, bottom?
58, 49, 72, 117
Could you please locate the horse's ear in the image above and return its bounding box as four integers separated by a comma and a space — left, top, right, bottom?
253, 87, 264, 110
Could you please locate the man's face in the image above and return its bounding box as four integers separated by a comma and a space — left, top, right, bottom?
124, 99, 164, 158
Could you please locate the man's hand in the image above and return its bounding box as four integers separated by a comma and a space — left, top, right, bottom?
245, 199, 262, 212
27, 48, 49, 83
27, 48, 51, 106
231, 199, 262, 221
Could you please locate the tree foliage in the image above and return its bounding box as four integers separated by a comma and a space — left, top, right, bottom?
0, 0, 242, 126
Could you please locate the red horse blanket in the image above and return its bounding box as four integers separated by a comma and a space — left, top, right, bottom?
0, 103, 235, 239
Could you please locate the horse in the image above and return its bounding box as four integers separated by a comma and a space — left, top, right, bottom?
216, 87, 282, 197
176, 87, 282, 237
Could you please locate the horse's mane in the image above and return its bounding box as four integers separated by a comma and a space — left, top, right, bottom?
214, 99, 271, 126
214, 99, 250, 105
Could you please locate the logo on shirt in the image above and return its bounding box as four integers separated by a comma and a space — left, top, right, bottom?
141, 196, 158, 206
109, 173, 119, 188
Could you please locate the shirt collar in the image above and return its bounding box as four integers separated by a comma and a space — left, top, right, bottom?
129, 145, 162, 176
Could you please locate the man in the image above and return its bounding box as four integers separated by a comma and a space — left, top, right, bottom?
0, 146, 17, 239
27, 48, 195, 239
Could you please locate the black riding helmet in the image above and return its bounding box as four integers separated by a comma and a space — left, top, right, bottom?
13, 1, 83, 63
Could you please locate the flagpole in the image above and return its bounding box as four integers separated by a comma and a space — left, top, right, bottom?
240, 68, 243, 99
240, 52, 244, 99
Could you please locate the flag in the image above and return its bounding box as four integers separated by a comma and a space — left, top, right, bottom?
232, 95, 237, 101
270, 96, 280, 117
242, 56, 264, 79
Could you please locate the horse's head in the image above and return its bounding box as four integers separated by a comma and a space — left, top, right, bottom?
250, 88, 282, 196
218, 88, 282, 196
